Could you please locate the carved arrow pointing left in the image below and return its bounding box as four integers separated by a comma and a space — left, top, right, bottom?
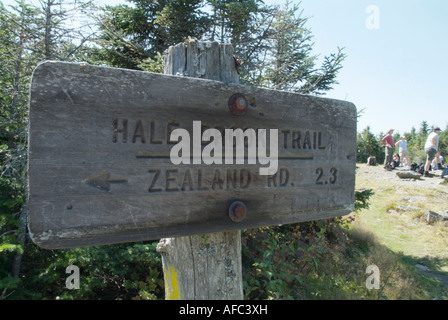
84, 170, 128, 191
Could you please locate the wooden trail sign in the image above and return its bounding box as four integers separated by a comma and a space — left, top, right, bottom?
27, 60, 357, 249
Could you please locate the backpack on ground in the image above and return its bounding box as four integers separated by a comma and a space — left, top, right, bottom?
418, 163, 425, 175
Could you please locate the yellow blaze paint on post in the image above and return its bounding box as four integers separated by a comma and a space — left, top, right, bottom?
164, 266, 181, 300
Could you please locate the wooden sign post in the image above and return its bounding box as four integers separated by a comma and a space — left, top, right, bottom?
27, 40, 357, 299
156, 40, 244, 300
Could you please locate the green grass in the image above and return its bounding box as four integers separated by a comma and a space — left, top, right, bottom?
342, 165, 448, 299
355, 186, 448, 261
244, 164, 447, 300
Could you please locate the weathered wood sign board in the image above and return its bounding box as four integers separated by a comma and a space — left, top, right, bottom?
28, 61, 357, 249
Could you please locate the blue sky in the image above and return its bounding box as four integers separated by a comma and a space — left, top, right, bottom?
274, 0, 448, 136
2, 0, 447, 135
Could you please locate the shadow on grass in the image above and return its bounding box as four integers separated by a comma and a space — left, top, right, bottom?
344, 224, 448, 300
402, 254, 448, 290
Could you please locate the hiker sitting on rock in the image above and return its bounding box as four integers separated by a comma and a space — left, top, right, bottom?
432, 154, 445, 171
392, 154, 400, 169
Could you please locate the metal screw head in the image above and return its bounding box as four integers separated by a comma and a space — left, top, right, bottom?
228, 201, 247, 222
228, 93, 248, 116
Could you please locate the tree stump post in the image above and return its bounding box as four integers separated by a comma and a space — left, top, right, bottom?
156, 39, 244, 300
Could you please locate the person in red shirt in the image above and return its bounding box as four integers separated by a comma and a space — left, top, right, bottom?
381, 128, 395, 171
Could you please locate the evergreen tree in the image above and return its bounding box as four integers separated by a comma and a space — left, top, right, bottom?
97, 0, 210, 69
36, 0, 97, 61
96, 1, 345, 95
236, 1, 346, 95
1, 1, 43, 298
356, 126, 383, 164
0, 0, 97, 299
207, 0, 262, 44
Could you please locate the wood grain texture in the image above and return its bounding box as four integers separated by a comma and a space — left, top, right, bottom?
158, 40, 244, 301
27, 53, 357, 249
157, 231, 242, 299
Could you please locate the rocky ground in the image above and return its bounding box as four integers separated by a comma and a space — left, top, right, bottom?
358, 163, 448, 189
357, 163, 448, 221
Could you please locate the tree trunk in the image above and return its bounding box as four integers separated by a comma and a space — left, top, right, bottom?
156, 39, 243, 300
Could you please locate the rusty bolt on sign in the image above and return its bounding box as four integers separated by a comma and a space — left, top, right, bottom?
228, 201, 247, 222
228, 93, 248, 115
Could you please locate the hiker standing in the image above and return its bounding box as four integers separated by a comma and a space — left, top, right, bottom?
423, 127, 442, 177
395, 136, 411, 168
381, 128, 395, 171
